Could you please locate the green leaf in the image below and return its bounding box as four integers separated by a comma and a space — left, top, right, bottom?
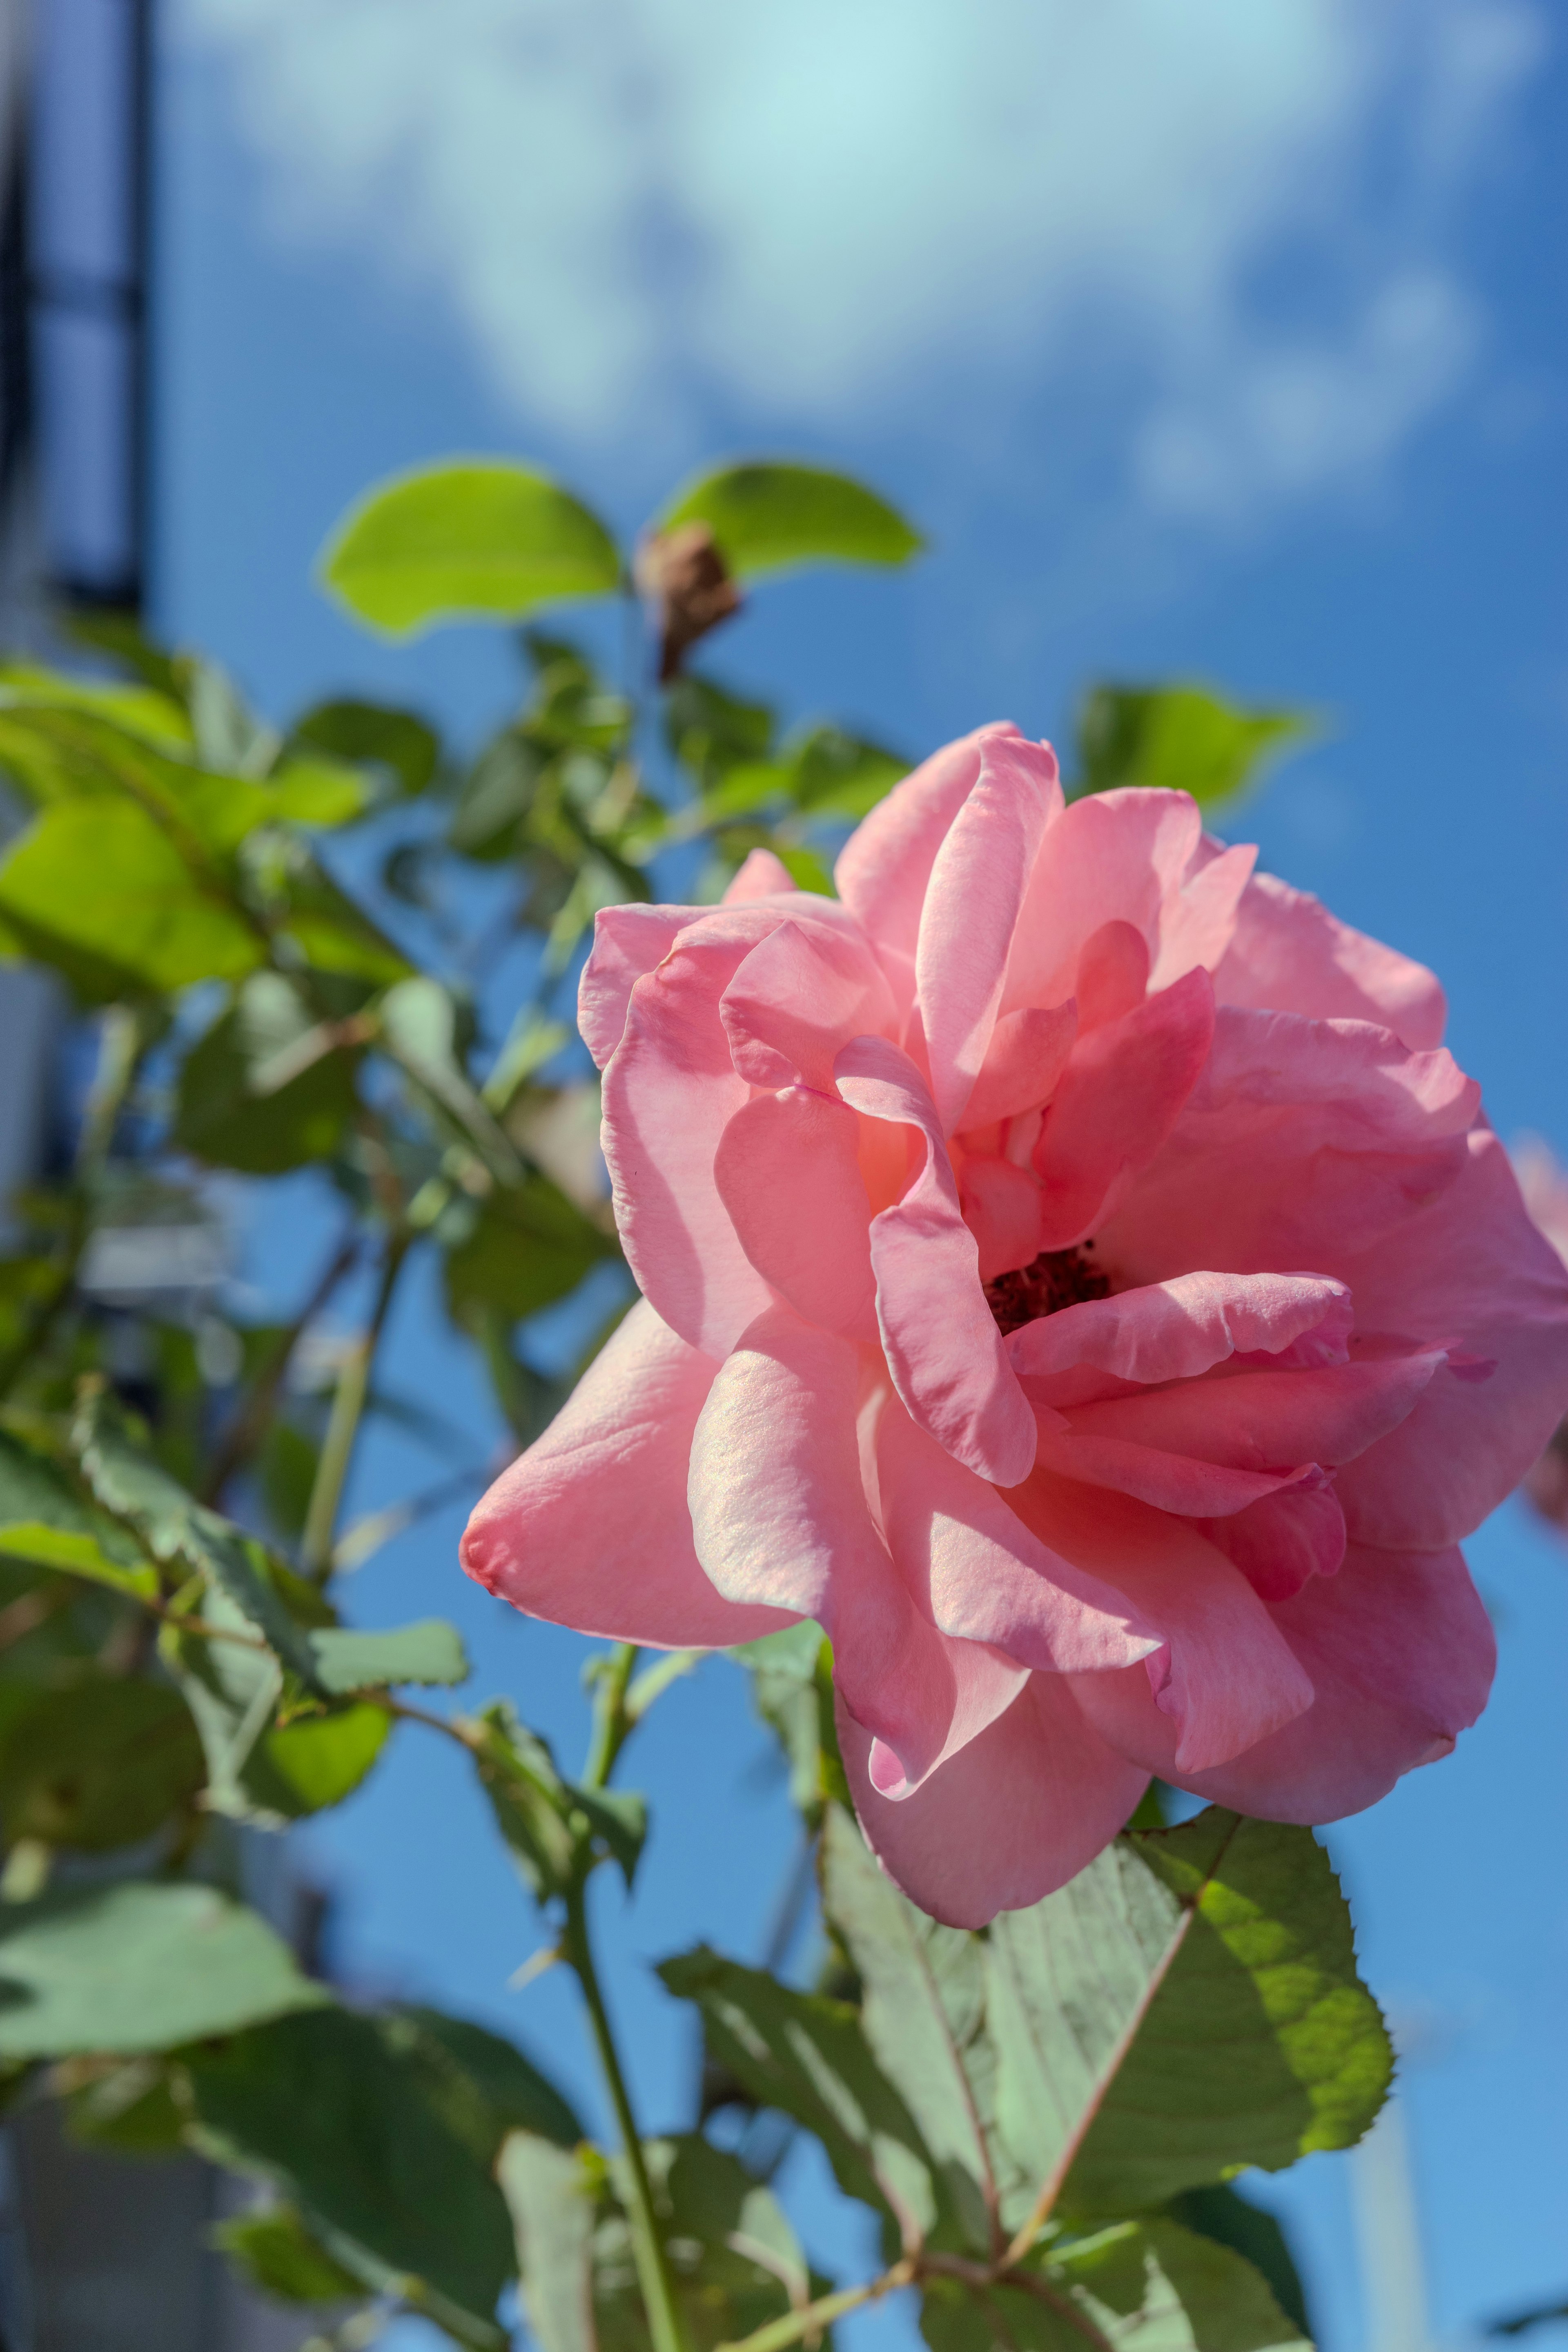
72, 1390, 323, 1688
443, 1174, 617, 1326
321, 460, 622, 636
0, 800, 263, 995
0, 1881, 325, 2056
66, 2056, 188, 2155
1165, 2186, 1310, 2339
0, 662, 194, 753
401, 2007, 584, 2152
498, 2134, 598, 2352
61, 606, 180, 699
0, 1679, 204, 1850
657, 463, 922, 579
470, 1700, 646, 1899
307, 1618, 469, 1694
212, 2203, 368, 2306
657, 1944, 940, 2244
1051, 2217, 1310, 2352
0, 1423, 157, 1597
288, 699, 441, 797
1072, 684, 1312, 813
186, 2005, 519, 2334
782, 725, 908, 820
264, 759, 372, 829
176, 974, 361, 1174
986, 1809, 1392, 2222
596, 2136, 821, 2352
820, 1805, 999, 2251
261, 1704, 392, 1815
731, 1622, 848, 1821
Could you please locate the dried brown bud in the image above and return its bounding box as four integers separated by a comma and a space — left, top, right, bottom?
635, 521, 743, 682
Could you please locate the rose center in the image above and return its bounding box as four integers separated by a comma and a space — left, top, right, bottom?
984, 1245, 1110, 1336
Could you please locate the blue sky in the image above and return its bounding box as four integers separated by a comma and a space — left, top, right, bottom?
148, 5, 1567, 2345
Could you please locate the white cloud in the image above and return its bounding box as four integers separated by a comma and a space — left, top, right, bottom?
174, 0, 1545, 521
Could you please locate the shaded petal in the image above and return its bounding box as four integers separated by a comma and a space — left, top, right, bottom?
1214, 869, 1447, 1049
601, 929, 772, 1357
839, 1676, 1149, 1930
460, 1298, 789, 1647
1018, 1471, 1314, 1773
956, 1001, 1078, 1133
1198, 1477, 1347, 1603
835, 1034, 1036, 1486
914, 734, 1062, 1133
959, 1156, 1043, 1283
1075, 919, 1150, 1031
688, 1306, 959, 1787
1034, 967, 1216, 1250
1060, 1350, 1444, 1472
834, 721, 1025, 985
720, 916, 896, 1093
1334, 1127, 1568, 1546
873, 1390, 1160, 1673
1033, 1420, 1315, 1517
713, 1088, 878, 1339
1094, 1544, 1495, 1822
1007, 1270, 1352, 1397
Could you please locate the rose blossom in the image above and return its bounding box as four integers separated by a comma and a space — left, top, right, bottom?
462, 724, 1568, 1927
1511, 1137, 1568, 1534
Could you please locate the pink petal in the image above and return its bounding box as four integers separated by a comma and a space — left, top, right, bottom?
1007, 1270, 1353, 1398
713, 1088, 878, 1339
1059, 1349, 1444, 1474
1095, 1007, 1478, 1283
1003, 787, 1203, 1014
1164, 1543, 1494, 1821
834, 721, 1026, 986
1075, 920, 1150, 1030
1333, 1127, 1568, 1547
460, 1298, 790, 1647
1018, 1471, 1314, 1773
1214, 869, 1448, 1049
724, 848, 799, 903
687, 1305, 960, 1788
1033, 966, 1216, 1251
958, 1156, 1043, 1283
719, 917, 896, 1094
1198, 1477, 1347, 1602
1033, 1421, 1316, 1517
838, 1675, 1150, 1929
1148, 838, 1258, 992
913, 734, 1062, 1134
873, 1389, 1160, 1674
834, 1034, 1037, 1486
956, 1001, 1078, 1133
601, 929, 773, 1357
578, 904, 694, 1071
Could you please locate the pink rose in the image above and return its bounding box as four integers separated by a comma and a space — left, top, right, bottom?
1511, 1138, 1568, 1535
463, 724, 1568, 1927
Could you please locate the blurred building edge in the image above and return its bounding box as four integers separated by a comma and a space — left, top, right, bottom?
0, 18, 333, 2342
1352, 2096, 1433, 2352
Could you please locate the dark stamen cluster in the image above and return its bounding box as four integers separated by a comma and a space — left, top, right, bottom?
984, 1245, 1110, 1335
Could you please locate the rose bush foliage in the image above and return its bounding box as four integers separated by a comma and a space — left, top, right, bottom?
464, 721, 1568, 1926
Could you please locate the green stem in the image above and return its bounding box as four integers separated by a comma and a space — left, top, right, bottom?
581, 1640, 639, 1788
300, 1233, 410, 1581
716, 2261, 917, 2352
562, 1876, 689, 2352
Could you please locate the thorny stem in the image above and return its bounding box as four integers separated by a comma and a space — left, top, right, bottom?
300, 1232, 411, 1581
